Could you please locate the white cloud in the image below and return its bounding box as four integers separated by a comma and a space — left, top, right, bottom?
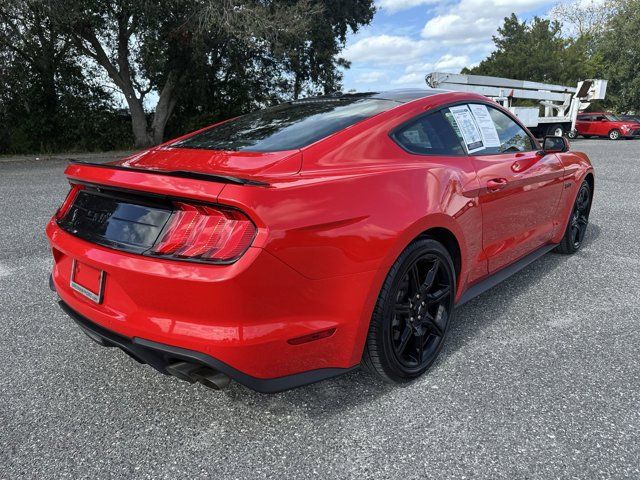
433, 53, 470, 71
393, 54, 471, 85
376, 0, 439, 13
421, 0, 555, 45
342, 0, 560, 92
356, 71, 390, 83
342, 34, 436, 65
393, 72, 427, 85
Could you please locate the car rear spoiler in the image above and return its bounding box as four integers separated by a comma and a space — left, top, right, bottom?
67, 159, 270, 187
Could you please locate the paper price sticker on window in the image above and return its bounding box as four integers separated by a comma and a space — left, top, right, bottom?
449, 105, 484, 153
469, 104, 501, 148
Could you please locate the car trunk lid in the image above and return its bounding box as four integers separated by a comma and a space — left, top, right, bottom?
113, 146, 302, 179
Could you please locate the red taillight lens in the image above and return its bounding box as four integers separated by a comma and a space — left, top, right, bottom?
152, 202, 256, 263
55, 184, 84, 220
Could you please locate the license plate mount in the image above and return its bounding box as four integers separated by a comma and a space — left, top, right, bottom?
70, 259, 105, 304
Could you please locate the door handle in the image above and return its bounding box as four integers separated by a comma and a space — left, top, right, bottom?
487, 178, 508, 192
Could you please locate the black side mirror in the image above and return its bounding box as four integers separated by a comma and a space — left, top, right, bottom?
542, 135, 570, 153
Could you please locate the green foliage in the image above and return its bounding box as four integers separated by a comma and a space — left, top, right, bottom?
464, 2, 640, 113
0, 1, 132, 153
597, 0, 640, 112
462, 14, 598, 85
1, 0, 374, 153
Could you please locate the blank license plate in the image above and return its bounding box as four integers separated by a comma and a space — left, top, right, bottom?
70, 259, 105, 304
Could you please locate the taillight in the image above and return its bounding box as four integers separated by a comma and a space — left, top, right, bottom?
55, 184, 84, 220
152, 202, 256, 263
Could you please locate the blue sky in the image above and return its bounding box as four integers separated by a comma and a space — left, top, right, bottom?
340, 0, 559, 92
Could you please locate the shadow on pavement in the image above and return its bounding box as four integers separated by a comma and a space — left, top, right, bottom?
219, 222, 603, 415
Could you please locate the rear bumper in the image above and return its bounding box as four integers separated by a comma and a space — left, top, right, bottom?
56, 298, 355, 393
46, 219, 374, 384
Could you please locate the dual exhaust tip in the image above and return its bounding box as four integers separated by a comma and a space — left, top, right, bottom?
166, 361, 231, 390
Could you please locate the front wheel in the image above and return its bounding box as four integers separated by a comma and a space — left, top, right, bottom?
362, 238, 455, 383
555, 180, 591, 254
609, 129, 621, 140
567, 129, 578, 139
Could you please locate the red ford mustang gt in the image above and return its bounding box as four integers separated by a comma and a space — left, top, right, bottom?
47, 90, 594, 392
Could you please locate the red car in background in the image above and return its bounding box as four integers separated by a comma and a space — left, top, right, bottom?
47, 90, 594, 392
573, 112, 640, 140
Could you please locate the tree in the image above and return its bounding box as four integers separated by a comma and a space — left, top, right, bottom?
461, 13, 606, 87
0, 0, 122, 153
0, 1, 71, 149
551, 0, 614, 37
281, 0, 375, 98
44, 0, 374, 148
596, 0, 640, 111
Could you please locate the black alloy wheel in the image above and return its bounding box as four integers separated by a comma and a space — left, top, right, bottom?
390, 254, 450, 369
362, 238, 455, 382
555, 180, 591, 254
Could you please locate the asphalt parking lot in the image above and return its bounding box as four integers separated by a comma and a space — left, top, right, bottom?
1, 140, 638, 479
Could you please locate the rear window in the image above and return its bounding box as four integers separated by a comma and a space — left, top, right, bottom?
172, 96, 399, 152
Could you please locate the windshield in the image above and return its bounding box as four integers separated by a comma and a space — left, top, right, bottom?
606, 114, 621, 121
172, 96, 399, 152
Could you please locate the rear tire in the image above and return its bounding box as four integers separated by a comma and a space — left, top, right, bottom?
609, 129, 621, 140
567, 130, 578, 139
555, 180, 591, 254
362, 238, 455, 383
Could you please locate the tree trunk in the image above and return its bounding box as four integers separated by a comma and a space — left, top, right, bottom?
127, 97, 153, 148
150, 71, 179, 145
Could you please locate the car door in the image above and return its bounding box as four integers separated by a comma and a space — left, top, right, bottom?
444, 103, 565, 273
575, 114, 590, 135
591, 114, 608, 136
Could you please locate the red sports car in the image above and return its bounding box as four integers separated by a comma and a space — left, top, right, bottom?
572, 112, 640, 140
47, 90, 594, 392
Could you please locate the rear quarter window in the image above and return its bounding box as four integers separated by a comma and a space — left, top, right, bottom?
392, 111, 466, 155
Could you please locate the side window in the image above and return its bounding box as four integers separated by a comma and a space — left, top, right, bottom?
486, 107, 535, 153
441, 103, 534, 154
393, 111, 465, 155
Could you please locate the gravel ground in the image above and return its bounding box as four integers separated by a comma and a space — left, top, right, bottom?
0, 140, 638, 479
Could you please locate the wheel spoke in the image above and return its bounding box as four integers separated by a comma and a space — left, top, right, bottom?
408, 264, 421, 294
396, 325, 413, 355
570, 225, 579, 244
426, 286, 450, 305
424, 313, 444, 337
421, 258, 439, 291
415, 332, 425, 363
394, 302, 411, 316
577, 218, 588, 242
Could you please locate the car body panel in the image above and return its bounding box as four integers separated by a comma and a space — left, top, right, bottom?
471, 150, 565, 272
576, 112, 640, 138
47, 90, 595, 387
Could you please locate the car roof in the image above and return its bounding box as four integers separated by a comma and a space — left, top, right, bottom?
291, 89, 449, 105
